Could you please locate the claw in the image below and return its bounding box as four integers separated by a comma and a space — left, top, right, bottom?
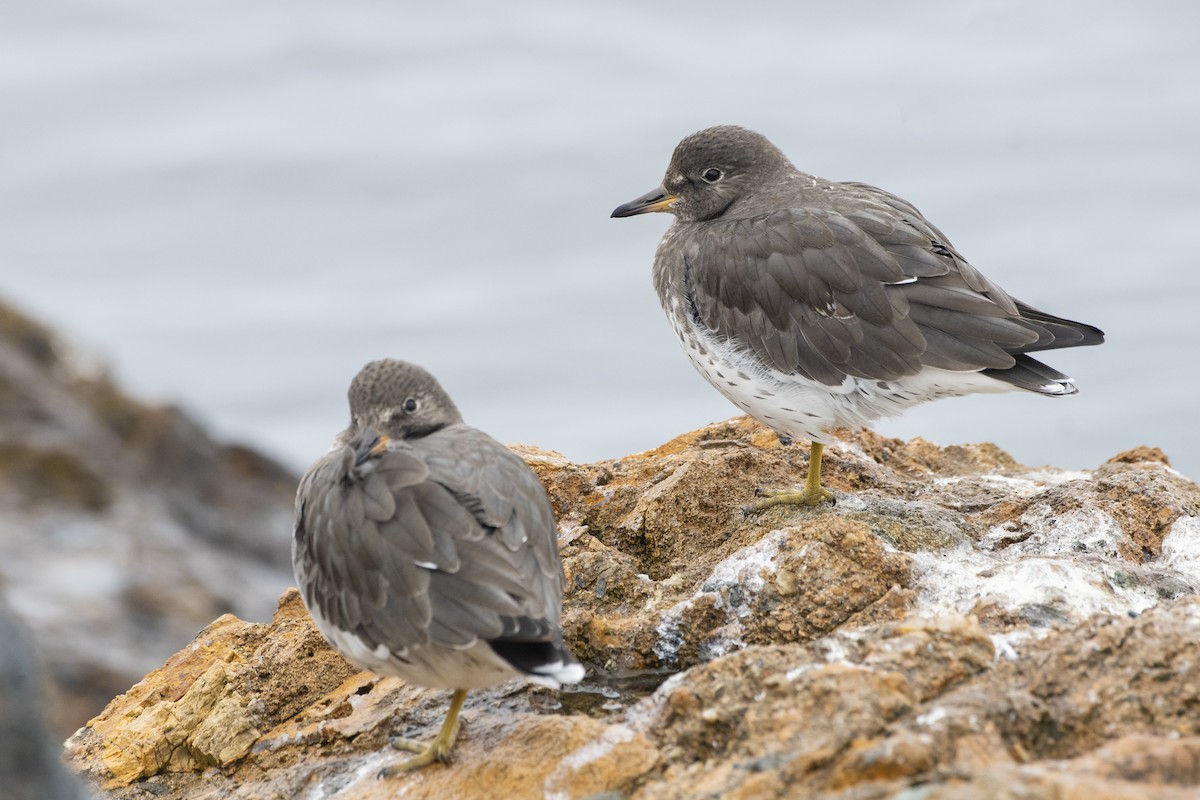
748, 486, 834, 511
744, 442, 835, 512
377, 689, 466, 777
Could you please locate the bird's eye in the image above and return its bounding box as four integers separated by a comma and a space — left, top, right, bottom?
403, 398, 419, 413
701, 168, 723, 184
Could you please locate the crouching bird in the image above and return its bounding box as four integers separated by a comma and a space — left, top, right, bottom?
292, 358, 583, 774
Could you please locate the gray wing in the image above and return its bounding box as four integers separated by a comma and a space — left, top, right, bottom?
417, 425, 566, 649
292, 426, 564, 662
680, 183, 1099, 388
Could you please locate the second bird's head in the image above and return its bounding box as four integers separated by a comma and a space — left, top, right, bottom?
348, 359, 463, 441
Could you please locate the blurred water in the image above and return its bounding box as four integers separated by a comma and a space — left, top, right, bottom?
2, 1, 1198, 479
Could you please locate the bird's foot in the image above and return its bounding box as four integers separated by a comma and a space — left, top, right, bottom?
377, 720, 461, 777
746, 484, 835, 513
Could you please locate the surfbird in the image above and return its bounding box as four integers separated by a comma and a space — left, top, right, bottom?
292, 359, 583, 773
612, 125, 1104, 507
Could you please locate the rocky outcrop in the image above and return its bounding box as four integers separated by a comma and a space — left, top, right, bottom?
0, 298, 297, 735
63, 416, 1200, 799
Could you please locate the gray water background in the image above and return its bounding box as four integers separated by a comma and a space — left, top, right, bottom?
3, 1, 1198, 480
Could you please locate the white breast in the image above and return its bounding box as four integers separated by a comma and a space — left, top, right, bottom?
666, 297, 1013, 443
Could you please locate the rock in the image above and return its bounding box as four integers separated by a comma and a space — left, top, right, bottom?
63, 415, 1200, 799
0, 297, 297, 735
70, 591, 356, 789
65, 589, 656, 799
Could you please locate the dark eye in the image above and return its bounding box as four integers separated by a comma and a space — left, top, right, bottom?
403, 398, 418, 413
701, 168, 723, 184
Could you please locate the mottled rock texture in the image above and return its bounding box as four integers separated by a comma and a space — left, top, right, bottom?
65, 416, 1200, 799
0, 298, 297, 734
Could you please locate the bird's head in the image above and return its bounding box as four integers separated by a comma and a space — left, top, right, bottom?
611, 125, 797, 223
347, 358, 463, 442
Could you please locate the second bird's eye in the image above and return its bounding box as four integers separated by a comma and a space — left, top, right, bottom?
403, 398, 419, 413
701, 168, 723, 184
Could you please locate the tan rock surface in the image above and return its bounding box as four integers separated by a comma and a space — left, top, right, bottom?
65, 418, 1200, 799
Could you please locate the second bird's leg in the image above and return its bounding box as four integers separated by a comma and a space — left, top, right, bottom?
378, 689, 468, 777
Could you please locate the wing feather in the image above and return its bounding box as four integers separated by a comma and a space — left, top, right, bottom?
673, 183, 1101, 386
294, 429, 566, 664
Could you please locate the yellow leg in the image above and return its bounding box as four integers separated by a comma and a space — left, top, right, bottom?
750, 442, 835, 511
378, 689, 468, 776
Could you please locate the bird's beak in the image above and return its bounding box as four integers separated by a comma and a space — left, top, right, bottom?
355, 433, 391, 466
611, 186, 678, 218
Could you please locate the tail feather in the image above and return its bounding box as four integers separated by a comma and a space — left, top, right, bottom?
487, 638, 584, 688
1013, 301, 1105, 353
984, 354, 1078, 396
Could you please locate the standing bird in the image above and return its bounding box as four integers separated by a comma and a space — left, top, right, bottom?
292, 359, 583, 774
613, 125, 1104, 507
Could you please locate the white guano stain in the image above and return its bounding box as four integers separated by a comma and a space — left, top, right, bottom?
652, 529, 789, 663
